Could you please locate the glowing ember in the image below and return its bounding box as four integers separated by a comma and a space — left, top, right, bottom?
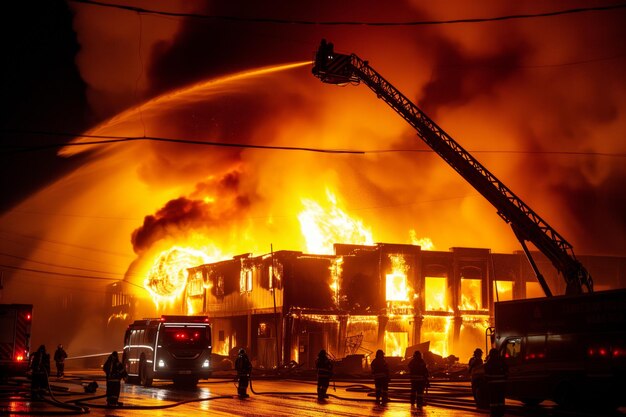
385, 331, 408, 357
298, 190, 374, 254
144, 246, 213, 307
386, 254, 410, 302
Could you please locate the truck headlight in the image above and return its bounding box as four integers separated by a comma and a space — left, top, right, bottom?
202, 359, 210, 368
158, 359, 166, 367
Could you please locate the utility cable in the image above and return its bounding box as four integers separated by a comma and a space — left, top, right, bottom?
2, 129, 624, 157
68, 0, 626, 26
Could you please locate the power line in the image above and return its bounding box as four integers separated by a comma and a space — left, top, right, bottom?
0, 263, 123, 282
2, 129, 624, 158
68, 0, 626, 26
0, 130, 363, 155
0, 229, 132, 258
0, 251, 144, 279
0, 233, 131, 270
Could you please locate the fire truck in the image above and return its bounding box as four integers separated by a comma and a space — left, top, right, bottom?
123, 315, 212, 386
312, 40, 625, 408
0, 304, 32, 377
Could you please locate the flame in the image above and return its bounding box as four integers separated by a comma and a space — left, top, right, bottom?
330, 257, 344, 307
493, 280, 513, 301
459, 278, 483, 310
425, 276, 450, 311
144, 246, 214, 308
298, 189, 374, 254
422, 316, 452, 357
386, 254, 410, 302
410, 230, 435, 251
385, 330, 408, 357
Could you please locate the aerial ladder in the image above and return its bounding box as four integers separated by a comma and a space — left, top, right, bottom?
312, 39, 593, 296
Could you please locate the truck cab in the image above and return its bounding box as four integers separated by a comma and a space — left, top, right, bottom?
472, 289, 626, 410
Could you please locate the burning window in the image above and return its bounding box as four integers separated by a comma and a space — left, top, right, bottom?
240, 268, 253, 293
269, 262, 283, 290
386, 254, 410, 302
187, 270, 204, 296
385, 331, 408, 357
330, 257, 343, 307
215, 275, 224, 299
525, 282, 544, 299
493, 281, 513, 302
460, 278, 482, 310
421, 316, 452, 357
425, 276, 448, 311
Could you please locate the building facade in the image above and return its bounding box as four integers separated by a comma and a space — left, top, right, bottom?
179, 243, 625, 369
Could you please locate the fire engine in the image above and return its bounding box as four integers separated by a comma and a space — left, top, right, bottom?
123, 315, 212, 386
312, 40, 625, 409
0, 304, 32, 377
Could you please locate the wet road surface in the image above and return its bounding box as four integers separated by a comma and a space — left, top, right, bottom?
2, 371, 625, 416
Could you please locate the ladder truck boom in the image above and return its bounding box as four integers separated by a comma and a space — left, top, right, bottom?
312, 39, 593, 295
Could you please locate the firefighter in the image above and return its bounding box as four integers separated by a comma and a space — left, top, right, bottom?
370, 349, 390, 404
103, 351, 127, 407
407, 350, 429, 407
29, 345, 50, 400
235, 348, 252, 398
484, 348, 508, 417
54, 344, 68, 378
469, 347, 484, 404
315, 349, 333, 400
468, 348, 483, 375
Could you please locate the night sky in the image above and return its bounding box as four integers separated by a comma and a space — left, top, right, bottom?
1, 0, 625, 349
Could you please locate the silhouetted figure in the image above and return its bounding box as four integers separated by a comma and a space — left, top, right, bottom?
484, 348, 508, 417
54, 344, 68, 378
468, 348, 483, 374
103, 351, 126, 407
315, 349, 333, 400
370, 349, 390, 404
469, 347, 484, 404
235, 348, 252, 398
408, 351, 429, 407
30, 345, 50, 400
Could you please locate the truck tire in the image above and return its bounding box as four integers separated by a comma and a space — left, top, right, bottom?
554, 380, 578, 409
139, 357, 153, 387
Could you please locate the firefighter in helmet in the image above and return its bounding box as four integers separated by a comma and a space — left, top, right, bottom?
407, 350, 429, 407
235, 348, 252, 398
468, 348, 483, 375
30, 345, 50, 400
54, 344, 68, 378
370, 349, 390, 404
315, 349, 333, 400
103, 351, 127, 407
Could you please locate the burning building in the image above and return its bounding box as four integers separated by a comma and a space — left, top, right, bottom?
165, 243, 624, 370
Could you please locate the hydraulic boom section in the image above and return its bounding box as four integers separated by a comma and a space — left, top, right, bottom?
312, 39, 593, 296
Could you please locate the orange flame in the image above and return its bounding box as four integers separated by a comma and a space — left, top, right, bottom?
386, 254, 410, 302
460, 278, 483, 310
144, 246, 214, 308
385, 330, 408, 357
298, 190, 373, 254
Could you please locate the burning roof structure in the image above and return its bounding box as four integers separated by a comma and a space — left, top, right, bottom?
103, 243, 624, 370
